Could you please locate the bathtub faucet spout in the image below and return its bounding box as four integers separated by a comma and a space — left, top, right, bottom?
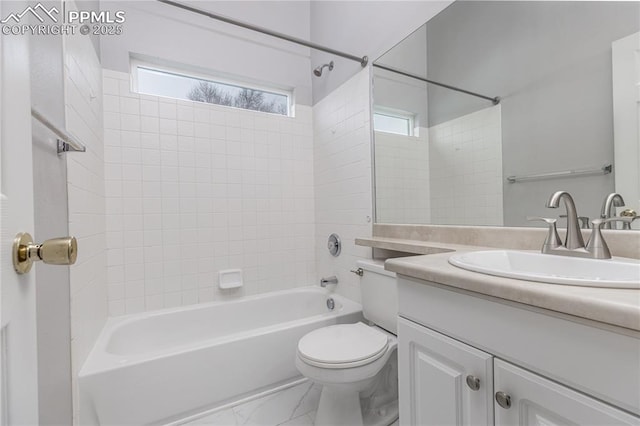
320, 276, 338, 287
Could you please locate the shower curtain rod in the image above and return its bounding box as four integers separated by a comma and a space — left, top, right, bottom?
156, 0, 369, 67
373, 63, 500, 105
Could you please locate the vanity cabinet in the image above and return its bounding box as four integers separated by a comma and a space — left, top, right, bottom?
399, 317, 639, 426
494, 359, 639, 426
398, 318, 493, 426
397, 276, 640, 426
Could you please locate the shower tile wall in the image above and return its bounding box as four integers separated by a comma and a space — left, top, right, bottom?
103, 70, 316, 315
374, 129, 431, 224
313, 69, 373, 304
429, 105, 504, 226
64, 27, 107, 423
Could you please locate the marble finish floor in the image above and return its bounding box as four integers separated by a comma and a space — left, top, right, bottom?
181, 380, 400, 426
182, 381, 321, 426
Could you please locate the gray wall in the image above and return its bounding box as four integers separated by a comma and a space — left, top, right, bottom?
426, 1, 640, 226
310, 0, 451, 104
29, 2, 72, 422
100, 1, 313, 105
99, 1, 453, 107
374, 25, 429, 127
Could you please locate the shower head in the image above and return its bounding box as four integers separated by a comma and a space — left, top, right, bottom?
313, 61, 334, 77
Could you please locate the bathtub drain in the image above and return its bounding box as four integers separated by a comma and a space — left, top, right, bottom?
326, 298, 335, 311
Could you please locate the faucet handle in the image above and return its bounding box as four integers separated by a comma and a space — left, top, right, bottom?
592, 217, 634, 227
586, 219, 615, 259
587, 217, 635, 258
527, 216, 557, 225
527, 217, 562, 252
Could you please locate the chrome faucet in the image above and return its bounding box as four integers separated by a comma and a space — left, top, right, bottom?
600, 193, 625, 229
545, 191, 585, 250
320, 276, 338, 287
530, 191, 632, 259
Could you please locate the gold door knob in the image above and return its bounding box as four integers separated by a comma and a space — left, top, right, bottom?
13, 233, 78, 274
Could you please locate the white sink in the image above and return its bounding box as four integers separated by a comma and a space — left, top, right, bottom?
448, 250, 640, 289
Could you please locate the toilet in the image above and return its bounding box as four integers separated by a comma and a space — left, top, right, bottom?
296, 260, 399, 426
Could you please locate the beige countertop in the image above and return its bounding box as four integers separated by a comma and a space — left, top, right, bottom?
356, 236, 471, 254
383, 245, 640, 332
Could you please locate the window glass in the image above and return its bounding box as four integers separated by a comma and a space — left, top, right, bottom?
135, 66, 290, 116
373, 112, 412, 136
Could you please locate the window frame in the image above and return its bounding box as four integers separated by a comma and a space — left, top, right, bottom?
373, 107, 416, 137
130, 58, 294, 117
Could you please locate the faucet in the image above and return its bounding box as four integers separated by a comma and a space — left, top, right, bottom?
600, 193, 625, 229
531, 191, 631, 259
545, 191, 585, 250
320, 276, 338, 287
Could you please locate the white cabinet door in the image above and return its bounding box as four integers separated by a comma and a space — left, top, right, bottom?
494, 359, 640, 426
398, 317, 494, 426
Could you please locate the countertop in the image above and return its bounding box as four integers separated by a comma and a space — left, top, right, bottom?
382, 244, 640, 332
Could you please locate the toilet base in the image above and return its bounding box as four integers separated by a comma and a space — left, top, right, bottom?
314, 385, 398, 426
312, 354, 398, 426
315, 385, 364, 426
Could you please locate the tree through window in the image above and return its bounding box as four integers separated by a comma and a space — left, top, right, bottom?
135, 64, 290, 116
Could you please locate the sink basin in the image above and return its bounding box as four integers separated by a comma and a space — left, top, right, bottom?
448, 250, 640, 288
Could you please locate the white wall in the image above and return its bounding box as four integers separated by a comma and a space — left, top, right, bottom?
103, 71, 316, 315
310, 0, 451, 103
375, 130, 430, 224
313, 68, 373, 303
63, 19, 108, 424
100, 1, 313, 105
429, 105, 503, 226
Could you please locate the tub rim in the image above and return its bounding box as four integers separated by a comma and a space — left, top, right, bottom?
80, 286, 362, 377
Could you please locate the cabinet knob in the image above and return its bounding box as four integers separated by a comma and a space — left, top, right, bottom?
466, 375, 480, 391
495, 391, 512, 409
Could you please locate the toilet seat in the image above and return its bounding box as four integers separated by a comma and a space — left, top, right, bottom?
297, 322, 389, 369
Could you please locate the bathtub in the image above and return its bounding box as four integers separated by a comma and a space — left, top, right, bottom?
79, 287, 363, 425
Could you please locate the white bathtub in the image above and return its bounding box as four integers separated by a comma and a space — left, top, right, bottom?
79, 287, 362, 425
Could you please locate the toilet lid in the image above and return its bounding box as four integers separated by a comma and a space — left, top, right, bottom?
297, 322, 389, 365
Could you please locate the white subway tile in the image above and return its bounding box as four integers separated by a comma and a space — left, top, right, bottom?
140, 99, 159, 117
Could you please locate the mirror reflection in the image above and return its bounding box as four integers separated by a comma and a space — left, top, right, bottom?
372, 1, 640, 229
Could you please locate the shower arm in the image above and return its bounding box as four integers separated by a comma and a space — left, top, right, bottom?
156, 0, 369, 67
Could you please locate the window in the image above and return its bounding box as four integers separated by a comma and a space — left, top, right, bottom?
132, 62, 291, 116
373, 108, 415, 136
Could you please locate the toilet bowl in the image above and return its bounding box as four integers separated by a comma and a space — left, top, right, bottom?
296, 323, 398, 426
296, 260, 399, 426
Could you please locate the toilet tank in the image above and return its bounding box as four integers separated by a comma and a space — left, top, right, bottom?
357, 259, 398, 335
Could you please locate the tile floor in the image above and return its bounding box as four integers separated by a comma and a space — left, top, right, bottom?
182, 381, 320, 425
181, 380, 399, 426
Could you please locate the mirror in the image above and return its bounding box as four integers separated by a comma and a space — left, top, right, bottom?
372, 1, 640, 229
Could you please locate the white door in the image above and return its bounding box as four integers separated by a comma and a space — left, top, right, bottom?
398, 317, 494, 426
494, 359, 640, 426
0, 0, 39, 423
612, 31, 640, 228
